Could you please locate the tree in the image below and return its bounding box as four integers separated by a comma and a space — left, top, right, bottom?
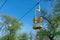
18, 32, 28, 40
29, 32, 33, 40
34, 0, 60, 40
35, 11, 60, 40
0, 34, 9, 40
0, 14, 22, 40
54, 0, 60, 12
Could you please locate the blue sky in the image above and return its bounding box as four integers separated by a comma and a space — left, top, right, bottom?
0, 0, 55, 35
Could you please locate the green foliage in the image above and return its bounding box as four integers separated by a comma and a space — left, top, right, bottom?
29, 32, 33, 40
9, 33, 16, 40
0, 34, 9, 40
36, 0, 60, 39
53, 32, 60, 36
0, 14, 22, 40
37, 29, 48, 36
0, 14, 22, 31
18, 33, 28, 40
54, 0, 60, 12
0, 33, 17, 40
36, 14, 60, 40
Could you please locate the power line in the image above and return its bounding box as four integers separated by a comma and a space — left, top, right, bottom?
0, 0, 7, 9
18, 0, 40, 21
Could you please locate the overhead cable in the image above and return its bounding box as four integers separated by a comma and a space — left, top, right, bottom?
19, 0, 40, 21
0, 0, 7, 9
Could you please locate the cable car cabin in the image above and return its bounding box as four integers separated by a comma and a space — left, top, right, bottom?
38, 16, 43, 21
33, 25, 42, 30
33, 18, 39, 24
33, 16, 43, 24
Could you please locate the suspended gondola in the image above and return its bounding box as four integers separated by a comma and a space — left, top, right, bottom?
33, 3, 43, 30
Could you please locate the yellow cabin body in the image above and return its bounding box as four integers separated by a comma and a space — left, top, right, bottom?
33, 18, 39, 24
